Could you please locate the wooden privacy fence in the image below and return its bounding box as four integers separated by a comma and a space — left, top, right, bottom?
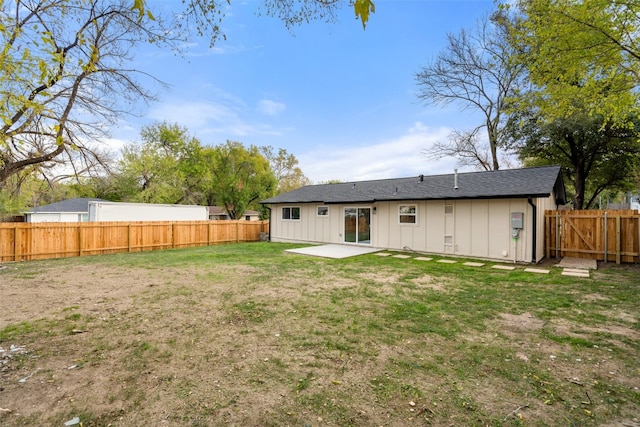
0, 220, 269, 262
545, 210, 640, 264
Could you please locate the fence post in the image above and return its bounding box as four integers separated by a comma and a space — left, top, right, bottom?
556, 211, 560, 259
604, 212, 608, 263
172, 223, 177, 248
14, 226, 20, 262
78, 223, 83, 257
545, 214, 550, 260
236, 221, 239, 243
616, 216, 621, 265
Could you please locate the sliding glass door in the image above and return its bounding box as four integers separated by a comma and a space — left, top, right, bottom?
344, 207, 371, 244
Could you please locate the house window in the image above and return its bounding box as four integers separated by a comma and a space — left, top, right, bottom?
445, 201, 453, 215
317, 206, 329, 217
399, 205, 417, 224
282, 206, 301, 221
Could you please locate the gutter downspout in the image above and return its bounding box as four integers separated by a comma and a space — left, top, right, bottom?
528, 198, 536, 263
265, 206, 272, 242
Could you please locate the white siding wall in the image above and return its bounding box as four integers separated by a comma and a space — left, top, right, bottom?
89, 202, 207, 222
270, 204, 341, 244
26, 213, 85, 223
269, 196, 556, 263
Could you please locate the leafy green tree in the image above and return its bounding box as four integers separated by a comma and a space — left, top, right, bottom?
133, 0, 376, 39
1, 0, 374, 198
261, 146, 311, 193
509, 111, 640, 209
204, 141, 276, 219
116, 122, 206, 204
0, 0, 178, 189
0, 168, 46, 218
504, 0, 640, 128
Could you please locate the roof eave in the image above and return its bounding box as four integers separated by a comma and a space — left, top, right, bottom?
263, 193, 555, 205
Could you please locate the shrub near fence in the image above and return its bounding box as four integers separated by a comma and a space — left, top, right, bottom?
545, 210, 640, 264
0, 220, 269, 262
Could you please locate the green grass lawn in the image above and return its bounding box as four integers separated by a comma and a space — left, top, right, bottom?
0, 242, 638, 426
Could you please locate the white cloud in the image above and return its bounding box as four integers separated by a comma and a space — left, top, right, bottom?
257, 99, 286, 116
144, 99, 288, 143
149, 100, 241, 129
299, 122, 468, 184
101, 137, 129, 153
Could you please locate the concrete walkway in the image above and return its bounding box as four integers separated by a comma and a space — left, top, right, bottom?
555, 257, 597, 278
285, 245, 595, 278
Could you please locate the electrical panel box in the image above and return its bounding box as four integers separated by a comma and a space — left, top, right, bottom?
511, 212, 524, 229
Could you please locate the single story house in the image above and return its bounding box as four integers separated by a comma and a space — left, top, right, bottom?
261, 165, 567, 263
24, 198, 105, 222
24, 198, 208, 222
208, 206, 261, 221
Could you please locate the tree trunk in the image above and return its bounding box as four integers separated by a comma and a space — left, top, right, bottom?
487, 119, 500, 170
573, 159, 586, 210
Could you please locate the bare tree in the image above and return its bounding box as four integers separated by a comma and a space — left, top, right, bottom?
424, 129, 493, 171
0, 0, 173, 189
261, 146, 312, 193
415, 12, 523, 170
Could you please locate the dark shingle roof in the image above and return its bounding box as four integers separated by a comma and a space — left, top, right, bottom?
27, 198, 106, 213
261, 166, 566, 205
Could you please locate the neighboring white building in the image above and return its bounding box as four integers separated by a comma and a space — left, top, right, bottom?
24, 198, 103, 223
208, 206, 260, 221
261, 166, 567, 264
24, 198, 208, 222
88, 201, 207, 222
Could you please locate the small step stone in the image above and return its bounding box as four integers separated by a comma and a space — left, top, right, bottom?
437, 259, 457, 264
525, 268, 550, 274
562, 268, 590, 278
463, 262, 485, 267
392, 254, 412, 259
492, 265, 516, 271
414, 257, 433, 261
374, 252, 392, 257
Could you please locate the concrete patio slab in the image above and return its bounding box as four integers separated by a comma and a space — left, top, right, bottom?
557, 257, 598, 270
284, 244, 381, 259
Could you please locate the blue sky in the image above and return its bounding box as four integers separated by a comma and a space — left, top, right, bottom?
111, 0, 497, 183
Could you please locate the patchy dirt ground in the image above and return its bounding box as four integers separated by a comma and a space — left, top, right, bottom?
0, 250, 639, 427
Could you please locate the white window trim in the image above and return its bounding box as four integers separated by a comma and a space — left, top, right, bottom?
398, 204, 418, 225
317, 206, 329, 217
282, 206, 301, 221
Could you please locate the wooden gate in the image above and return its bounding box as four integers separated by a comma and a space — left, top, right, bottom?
545, 210, 640, 264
